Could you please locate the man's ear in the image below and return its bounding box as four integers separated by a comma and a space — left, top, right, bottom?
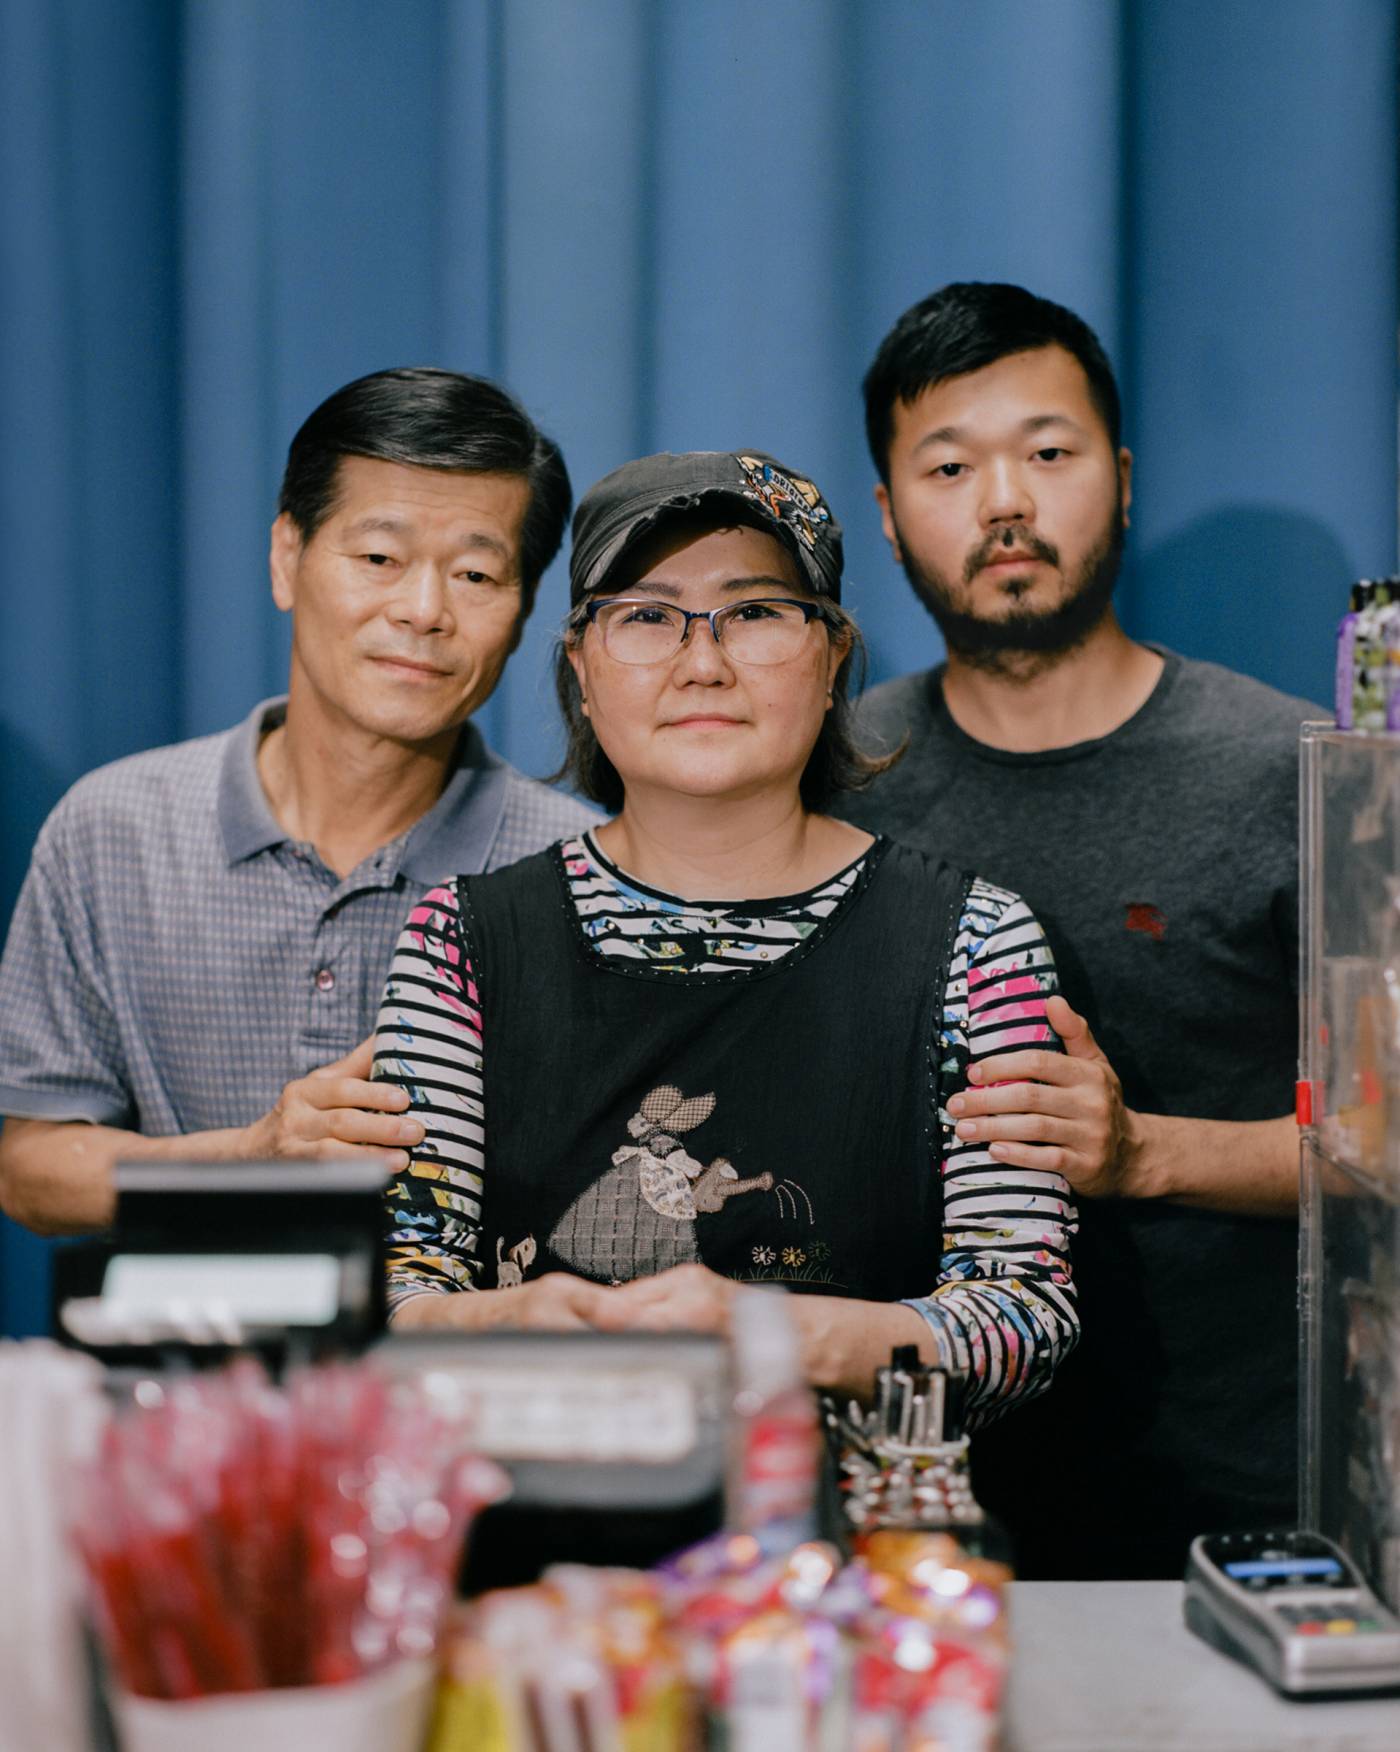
1118, 447, 1133, 529
269, 512, 304, 613
874, 482, 903, 564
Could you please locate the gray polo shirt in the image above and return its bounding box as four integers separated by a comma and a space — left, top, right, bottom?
0, 699, 599, 1136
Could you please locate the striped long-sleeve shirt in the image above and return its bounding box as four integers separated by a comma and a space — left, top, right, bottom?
374, 833, 1078, 1423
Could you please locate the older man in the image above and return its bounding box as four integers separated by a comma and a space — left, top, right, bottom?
0, 367, 596, 1235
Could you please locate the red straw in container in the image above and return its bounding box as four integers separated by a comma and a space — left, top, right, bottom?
72, 1356, 508, 1700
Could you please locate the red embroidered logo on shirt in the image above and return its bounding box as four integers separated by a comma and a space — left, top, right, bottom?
1125, 903, 1167, 941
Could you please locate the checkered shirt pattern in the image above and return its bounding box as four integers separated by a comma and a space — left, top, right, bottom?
0, 699, 599, 1135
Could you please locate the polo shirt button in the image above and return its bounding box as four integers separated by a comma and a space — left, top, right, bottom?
315, 968, 336, 993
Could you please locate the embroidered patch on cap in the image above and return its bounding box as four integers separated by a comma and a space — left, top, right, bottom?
736, 453, 832, 551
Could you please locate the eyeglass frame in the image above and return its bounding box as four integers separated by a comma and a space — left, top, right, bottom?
567, 594, 837, 665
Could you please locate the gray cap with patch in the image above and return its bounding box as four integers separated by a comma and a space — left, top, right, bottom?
569, 450, 844, 605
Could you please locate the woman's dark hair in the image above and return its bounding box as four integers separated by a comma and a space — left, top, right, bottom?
277, 366, 571, 608
863, 282, 1122, 484
553, 508, 902, 814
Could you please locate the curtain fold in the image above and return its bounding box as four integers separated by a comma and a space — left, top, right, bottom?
2, 0, 1395, 1333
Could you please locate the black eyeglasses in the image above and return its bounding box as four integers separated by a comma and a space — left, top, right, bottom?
572, 596, 830, 666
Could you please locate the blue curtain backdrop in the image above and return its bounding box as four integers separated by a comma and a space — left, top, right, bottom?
2, 0, 1396, 1334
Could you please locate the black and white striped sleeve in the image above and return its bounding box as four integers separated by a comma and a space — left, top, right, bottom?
373, 881, 487, 1310
903, 879, 1080, 1424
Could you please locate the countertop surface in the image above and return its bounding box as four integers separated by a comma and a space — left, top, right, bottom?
1004, 1581, 1400, 1751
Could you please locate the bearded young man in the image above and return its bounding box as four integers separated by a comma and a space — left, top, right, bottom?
837, 282, 1319, 1580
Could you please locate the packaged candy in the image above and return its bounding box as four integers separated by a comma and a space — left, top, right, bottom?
1337, 579, 1400, 731
843, 1531, 1010, 1752
428, 1570, 695, 1752
852, 1531, 1010, 1648
712, 1608, 848, 1752
852, 1619, 1003, 1752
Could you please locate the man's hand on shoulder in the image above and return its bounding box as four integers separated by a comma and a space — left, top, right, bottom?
948, 995, 1300, 1216
948, 995, 1133, 1198
240, 1036, 423, 1168
0, 1034, 424, 1238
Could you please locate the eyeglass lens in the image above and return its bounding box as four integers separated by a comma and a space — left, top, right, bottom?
596, 599, 813, 665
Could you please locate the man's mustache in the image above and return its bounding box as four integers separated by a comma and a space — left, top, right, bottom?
964, 528, 1059, 583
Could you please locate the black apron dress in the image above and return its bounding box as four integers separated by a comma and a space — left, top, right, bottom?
461, 838, 969, 1302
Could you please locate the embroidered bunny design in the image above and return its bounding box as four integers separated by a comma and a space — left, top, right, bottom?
624, 1086, 774, 1217
494, 1234, 536, 1288
548, 1084, 772, 1280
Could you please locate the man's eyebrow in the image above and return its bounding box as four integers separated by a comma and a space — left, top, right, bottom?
340, 514, 510, 557
911, 424, 965, 453
1023, 412, 1090, 438
912, 412, 1090, 454
341, 515, 415, 539
456, 529, 511, 559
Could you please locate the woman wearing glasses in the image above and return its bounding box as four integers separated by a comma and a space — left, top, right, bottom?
374, 450, 1078, 1414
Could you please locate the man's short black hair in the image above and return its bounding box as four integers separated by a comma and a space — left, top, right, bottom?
277, 366, 571, 603
863, 282, 1122, 484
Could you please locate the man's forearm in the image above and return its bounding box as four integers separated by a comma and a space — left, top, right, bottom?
0, 1042, 411, 1237
0, 1116, 250, 1235
1122, 1111, 1298, 1217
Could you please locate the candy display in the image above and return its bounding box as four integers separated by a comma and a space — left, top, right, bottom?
426, 1527, 1007, 1752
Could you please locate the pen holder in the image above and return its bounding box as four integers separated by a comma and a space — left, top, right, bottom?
111, 1656, 436, 1752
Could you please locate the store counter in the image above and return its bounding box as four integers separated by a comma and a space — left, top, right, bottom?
1004, 1581, 1400, 1750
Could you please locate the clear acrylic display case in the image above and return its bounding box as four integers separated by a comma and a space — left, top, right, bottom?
1299, 724, 1400, 1608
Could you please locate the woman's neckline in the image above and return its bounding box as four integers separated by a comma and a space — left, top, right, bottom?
578, 827, 879, 911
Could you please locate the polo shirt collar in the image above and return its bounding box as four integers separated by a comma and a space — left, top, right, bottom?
217, 697, 510, 881
219, 698, 291, 865
399, 722, 509, 887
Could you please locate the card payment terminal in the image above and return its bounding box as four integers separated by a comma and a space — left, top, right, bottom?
1184, 1530, 1400, 1696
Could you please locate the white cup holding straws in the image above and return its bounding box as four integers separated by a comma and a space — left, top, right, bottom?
111, 1656, 436, 1752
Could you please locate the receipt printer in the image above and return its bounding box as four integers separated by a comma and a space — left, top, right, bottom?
53, 1158, 391, 1364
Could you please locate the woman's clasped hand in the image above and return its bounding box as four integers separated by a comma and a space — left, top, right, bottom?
395, 1261, 737, 1335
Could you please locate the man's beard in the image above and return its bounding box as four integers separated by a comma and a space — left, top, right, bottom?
895, 495, 1126, 676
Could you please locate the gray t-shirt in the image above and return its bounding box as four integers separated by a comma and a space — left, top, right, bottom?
0, 699, 599, 1137
837, 647, 1318, 1576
